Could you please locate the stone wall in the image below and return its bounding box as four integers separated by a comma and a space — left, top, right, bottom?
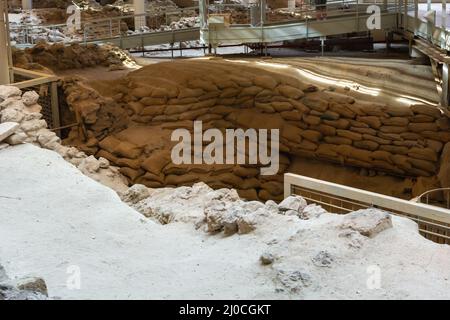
63, 59, 450, 201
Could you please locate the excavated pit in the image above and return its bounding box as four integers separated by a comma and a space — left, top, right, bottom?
56, 58, 450, 202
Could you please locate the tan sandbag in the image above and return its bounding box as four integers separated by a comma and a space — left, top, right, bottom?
141, 150, 172, 174
436, 117, 450, 130
258, 189, 283, 202
378, 132, 402, 141
289, 99, 310, 113
178, 108, 209, 120
114, 141, 143, 159
336, 129, 362, 141
239, 86, 263, 97
303, 114, 321, 126
116, 157, 142, 170
271, 101, 293, 112
280, 110, 303, 121
276, 85, 304, 99
322, 91, 355, 104
165, 173, 199, 185
400, 132, 422, 140
191, 98, 217, 110
140, 97, 167, 106
409, 114, 435, 123
356, 101, 387, 116
311, 124, 336, 136
385, 105, 414, 117
411, 104, 442, 118
316, 144, 338, 157
390, 154, 413, 170
363, 134, 391, 145
408, 122, 438, 133
261, 181, 284, 195
297, 139, 318, 151
199, 91, 221, 101
188, 79, 219, 92
237, 189, 259, 201
300, 130, 322, 142
99, 136, 122, 154
281, 124, 303, 142
322, 118, 350, 129
164, 104, 191, 115
379, 145, 409, 155
301, 96, 328, 112
255, 102, 276, 113
350, 127, 377, 135
381, 117, 409, 126
140, 105, 165, 116
127, 101, 145, 115
357, 116, 381, 129
233, 166, 260, 178
408, 147, 438, 162
426, 139, 443, 153
408, 158, 437, 173
96, 149, 119, 163
321, 110, 340, 121
324, 136, 352, 145
371, 160, 404, 175
119, 167, 143, 181
220, 87, 240, 99
215, 173, 245, 187
178, 88, 204, 99
346, 158, 372, 169
371, 150, 393, 163
329, 103, 356, 119
131, 86, 152, 99
168, 97, 198, 105
254, 75, 278, 90
353, 140, 379, 151
380, 126, 408, 134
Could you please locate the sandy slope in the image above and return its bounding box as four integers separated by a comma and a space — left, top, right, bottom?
0, 144, 449, 299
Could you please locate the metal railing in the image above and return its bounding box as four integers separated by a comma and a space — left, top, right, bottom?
284, 173, 450, 244
414, 188, 450, 209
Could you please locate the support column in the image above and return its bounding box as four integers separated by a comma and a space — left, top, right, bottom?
442, 0, 447, 48
134, 0, 146, 31
0, 0, 11, 85
22, 0, 32, 10
442, 63, 450, 109
288, 0, 295, 11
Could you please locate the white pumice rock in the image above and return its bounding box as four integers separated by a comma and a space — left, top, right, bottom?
0, 85, 22, 101
1, 108, 24, 123
120, 184, 151, 205
4, 132, 27, 145
21, 91, 40, 106
278, 195, 308, 213
340, 208, 393, 238
0, 122, 20, 143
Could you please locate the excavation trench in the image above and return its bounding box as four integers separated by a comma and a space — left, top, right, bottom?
57, 58, 450, 203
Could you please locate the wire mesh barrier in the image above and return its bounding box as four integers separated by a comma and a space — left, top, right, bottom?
285, 173, 450, 244
11, 68, 61, 133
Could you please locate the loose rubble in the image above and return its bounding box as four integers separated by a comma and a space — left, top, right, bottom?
0, 85, 129, 192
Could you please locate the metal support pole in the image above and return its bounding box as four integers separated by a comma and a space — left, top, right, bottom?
0, 0, 11, 85
414, 0, 419, 34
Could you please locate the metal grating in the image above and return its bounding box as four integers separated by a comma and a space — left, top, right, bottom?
291, 185, 450, 245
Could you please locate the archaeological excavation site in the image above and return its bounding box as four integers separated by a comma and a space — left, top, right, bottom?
0, 0, 449, 303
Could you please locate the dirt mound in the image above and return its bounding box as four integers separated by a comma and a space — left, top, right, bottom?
13, 42, 137, 72
59, 59, 450, 202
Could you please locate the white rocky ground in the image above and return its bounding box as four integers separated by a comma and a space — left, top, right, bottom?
0, 86, 450, 299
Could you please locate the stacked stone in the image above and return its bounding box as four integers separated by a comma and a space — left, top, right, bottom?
63, 60, 450, 201
0, 85, 128, 192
